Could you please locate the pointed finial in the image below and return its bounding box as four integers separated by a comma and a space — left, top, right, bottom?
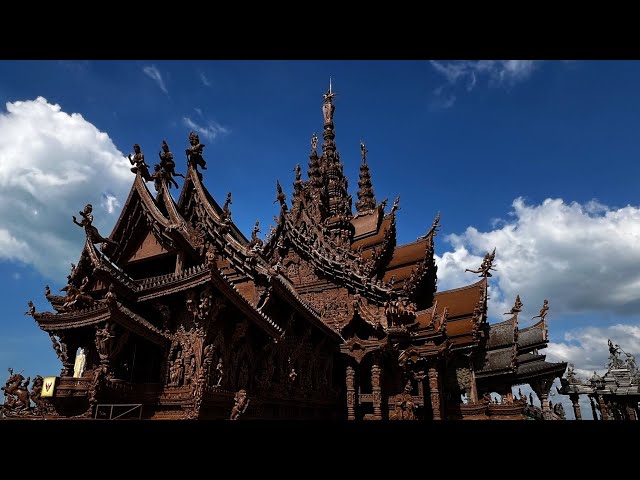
360, 140, 368, 163
329, 76, 332, 94
275, 179, 287, 208
391, 195, 401, 215
503, 295, 523, 315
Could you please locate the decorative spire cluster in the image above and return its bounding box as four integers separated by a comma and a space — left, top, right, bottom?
320, 81, 351, 219
356, 142, 376, 212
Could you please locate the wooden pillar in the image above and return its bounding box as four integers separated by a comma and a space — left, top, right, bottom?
589, 396, 599, 420
346, 366, 355, 421
371, 364, 382, 420
469, 367, 478, 403
428, 366, 442, 420
596, 395, 609, 420
570, 394, 582, 420
625, 402, 637, 421
539, 392, 550, 413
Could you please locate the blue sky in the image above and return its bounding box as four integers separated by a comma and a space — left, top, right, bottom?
1, 60, 639, 419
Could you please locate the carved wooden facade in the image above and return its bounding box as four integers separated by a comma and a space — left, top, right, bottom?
8, 88, 567, 420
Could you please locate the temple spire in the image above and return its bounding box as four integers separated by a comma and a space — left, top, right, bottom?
320, 84, 351, 219
356, 141, 376, 212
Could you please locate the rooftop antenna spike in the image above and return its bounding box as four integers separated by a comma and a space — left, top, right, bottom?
329, 76, 332, 94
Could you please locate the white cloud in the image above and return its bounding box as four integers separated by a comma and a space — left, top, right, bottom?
431, 60, 539, 88
199, 72, 212, 87
430, 60, 539, 107
143, 65, 168, 94
183, 116, 230, 142
101, 192, 120, 214
436, 197, 640, 321
0, 97, 131, 280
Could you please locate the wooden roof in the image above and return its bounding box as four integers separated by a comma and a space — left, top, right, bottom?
435, 279, 485, 319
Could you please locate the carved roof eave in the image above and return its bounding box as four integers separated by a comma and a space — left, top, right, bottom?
178, 164, 249, 244
352, 296, 386, 332
340, 334, 389, 363
261, 207, 288, 259
135, 263, 212, 302
31, 298, 170, 346
209, 266, 283, 339
470, 278, 488, 339
105, 172, 177, 262
269, 274, 344, 343
156, 180, 205, 253
88, 240, 140, 290
352, 201, 385, 222
366, 213, 397, 278
515, 360, 568, 384
402, 233, 438, 301
33, 303, 111, 331
282, 217, 394, 306
516, 318, 548, 352
111, 301, 171, 346
178, 165, 275, 279
398, 343, 447, 366
414, 307, 448, 339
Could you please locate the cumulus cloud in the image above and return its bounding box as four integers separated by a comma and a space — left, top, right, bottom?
436, 197, 640, 321
0, 97, 131, 280
430, 60, 539, 107
143, 65, 168, 94
183, 116, 229, 141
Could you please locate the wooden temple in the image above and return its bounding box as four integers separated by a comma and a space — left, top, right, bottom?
558, 340, 639, 420
7, 87, 567, 420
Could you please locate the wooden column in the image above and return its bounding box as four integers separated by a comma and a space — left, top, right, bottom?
428, 366, 442, 420
346, 366, 355, 421
625, 402, 637, 421
371, 364, 382, 420
570, 394, 582, 420
589, 396, 599, 420
596, 395, 609, 420
469, 368, 478, 403
540, 392, 550, 412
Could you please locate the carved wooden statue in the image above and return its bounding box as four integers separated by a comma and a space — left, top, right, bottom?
1, 368, 31, 416
389, 381, 416, 420
128, 144, 152, 181
25, 300, 35, 316
72, 204, 119, 248
532, 299, 549, 321
186, 131, 207, 170
230, 389, 249, 420
159, 139, 184, 188
465, 247, 497, 278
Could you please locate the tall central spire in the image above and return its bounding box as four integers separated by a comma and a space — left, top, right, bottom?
356, 141, 376, 212
321, 81, 351, 219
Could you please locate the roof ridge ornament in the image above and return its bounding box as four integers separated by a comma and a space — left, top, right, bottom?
531, 299, 549, 322
503, 294, 523, 315
72, 204, 119, 250
465, 247, 496, 278
186, 131, 207, 172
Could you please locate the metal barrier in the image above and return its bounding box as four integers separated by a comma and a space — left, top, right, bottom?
94, 404, 143, 420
